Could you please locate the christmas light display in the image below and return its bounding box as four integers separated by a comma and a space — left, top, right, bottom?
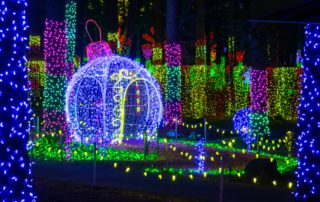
165, 43, 182, 67
66, 56, 163, 144
189, 37, 207, 119
43, 19, 68, 135
44, 19, 67, 75
296, 49, 302, 67
181, 65, 192, 119
274, 67, 301, 120
268, 67, 302, 121
190, 65, 206, 119
211, 57, 227, 119
195, 138, 206, 173
0, 0, 35, 200
29, 35, 40, 53
107, 32, 118, 53
85, 20, 112, 62
118, 38, 131, 57
152, 45, 163, 63
65, 0, 77, 79
195, 37, 206, 65
27, 34, 45, 115
141, 44, 153, 72
117, 0, 129, 25
165, 43, 182, 125
226, 36, 236, 117
152, 43, 166, 98
233, 108, 255, 149
250, 69, 270, 136
205, 37, 217, 120
233, 51, 250, 112
295, 24, 320, 201
27, 60, 45, 114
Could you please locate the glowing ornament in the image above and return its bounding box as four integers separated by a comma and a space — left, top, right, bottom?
66, 55, 163, 145
85, 19, 112, 61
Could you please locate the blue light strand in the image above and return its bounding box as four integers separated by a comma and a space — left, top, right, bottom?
0, 0, 35, 201
233, 108, 255, 149
295, 24, 320, 201
194, 138, 206, 173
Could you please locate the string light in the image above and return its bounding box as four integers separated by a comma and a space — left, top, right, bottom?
195, 138, 206, 173
250, 69, 270, 137
107, 32, 118, 53
43, 19, 68, 136
165, 43, 182, 125
65, 0, 77, 79
29, 35, 41, 54
141, 44, 153, 72
152, 43, 166, 99
189, 65, 206, 119
27, 59, 45, 115
0, 0, 35, 200
268, 67, 301, 121
295, 24, 320, 201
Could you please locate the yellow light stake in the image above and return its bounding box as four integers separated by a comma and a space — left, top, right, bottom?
253, 177, 257, 184
288, 182, 293, 189
143, 172, 147, 177
158, 174, 162, 180
189, 174, 193, 180
172, 175, 176, 182
125, 167, 130, 173
272, 180, 277, 186
203, 172, 207, 178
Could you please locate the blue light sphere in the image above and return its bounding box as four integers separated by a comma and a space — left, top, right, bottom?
66, 56, 163, 144
233, 107, 255, 146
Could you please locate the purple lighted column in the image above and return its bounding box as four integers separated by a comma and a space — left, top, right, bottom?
43, 19, 68, 135
165, 42, 182, 126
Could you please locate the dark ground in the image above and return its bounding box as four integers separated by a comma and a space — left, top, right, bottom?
33, 161, 294, 202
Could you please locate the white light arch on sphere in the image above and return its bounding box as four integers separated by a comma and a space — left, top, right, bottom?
66, 55, 163, 145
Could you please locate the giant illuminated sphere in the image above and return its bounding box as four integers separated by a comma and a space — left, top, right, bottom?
66, 55, 163, 144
